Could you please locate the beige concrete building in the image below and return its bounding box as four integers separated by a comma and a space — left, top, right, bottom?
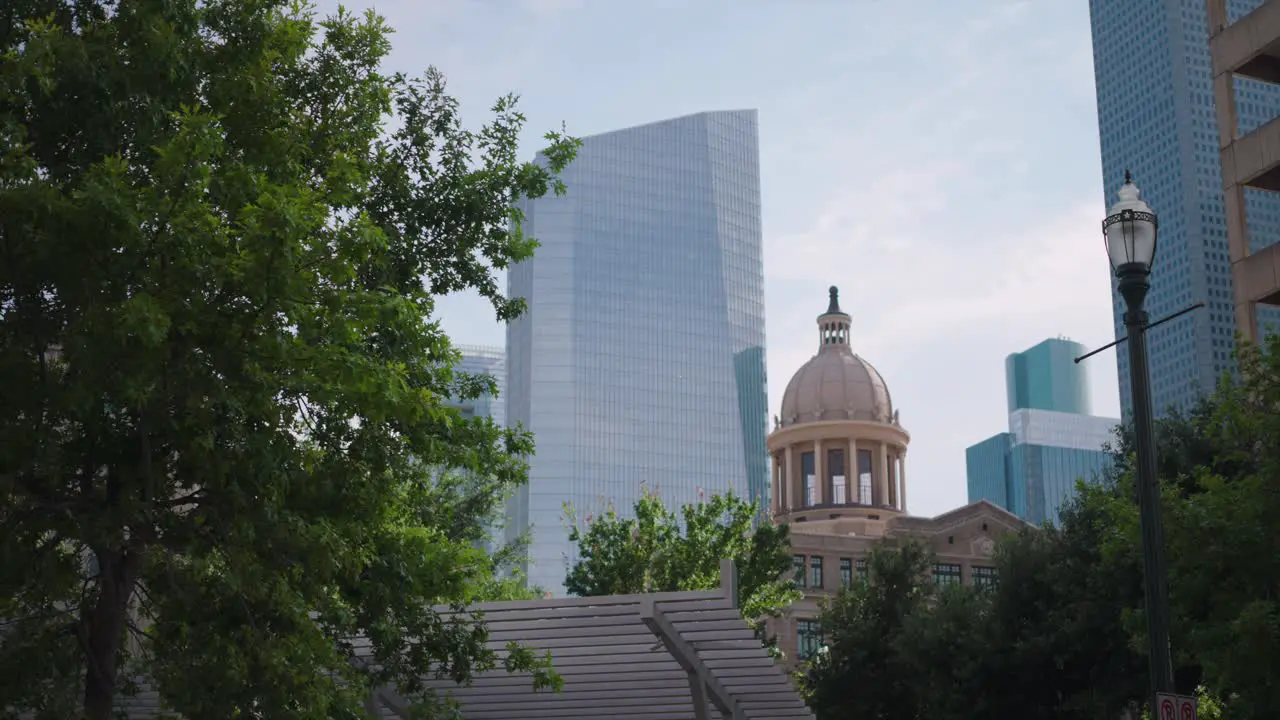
764, 288, 1027, 664
1207, 0, 1280, 341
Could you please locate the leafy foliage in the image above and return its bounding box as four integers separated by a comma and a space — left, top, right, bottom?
804, 524, 1147, 720
1156, 336, 1280, 718
563, 488, 800, 636
803, 540, 935, 720
0, 1, 578, 717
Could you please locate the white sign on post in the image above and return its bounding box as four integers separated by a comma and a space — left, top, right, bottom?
1155, 692, 1197, 720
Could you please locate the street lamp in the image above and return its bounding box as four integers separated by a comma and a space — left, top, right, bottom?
1102, 170, 1175, 703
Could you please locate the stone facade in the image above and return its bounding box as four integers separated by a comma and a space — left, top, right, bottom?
768, 499, 1025, 665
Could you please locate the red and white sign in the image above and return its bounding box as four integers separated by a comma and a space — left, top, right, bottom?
1156, 692, 1197, 720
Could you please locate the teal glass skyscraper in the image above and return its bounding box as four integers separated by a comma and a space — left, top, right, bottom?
1089, 0, 1280, 418
1004, 338, 1089, 415
966, 338, 1118, 526
505, 111, 768, 595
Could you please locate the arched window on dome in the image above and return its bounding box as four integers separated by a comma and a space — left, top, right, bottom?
800, 451, 816, 507
820, 321, 849, 346
827, 448, 846, 504
857, 450, 873, 505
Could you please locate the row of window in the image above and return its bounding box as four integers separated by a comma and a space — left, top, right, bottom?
791, 554, 866, 588
790, 559, 999, 660
790, 554, 999, 591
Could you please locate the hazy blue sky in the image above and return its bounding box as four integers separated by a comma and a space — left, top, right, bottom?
316, 0, 1122, 518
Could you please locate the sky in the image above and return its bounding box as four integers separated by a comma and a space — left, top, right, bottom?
314, 0, 1122, 518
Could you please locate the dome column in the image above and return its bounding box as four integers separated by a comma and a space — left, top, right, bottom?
847, 438, 857, 504
784, 445, 796, 511
876, 443, 890, 508
898, 452, 908, 512
813, 440, 824, 505
771, 457, 782, 513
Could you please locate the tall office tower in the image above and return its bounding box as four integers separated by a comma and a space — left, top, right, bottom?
505, 110, 769, 595
1088, 0, 1280, 418
448, 345, 506, 426
966, 338, 1119, 526
443, 345, 507, 554
1005, 338, 1090, 415
1207, 1, 1280, 340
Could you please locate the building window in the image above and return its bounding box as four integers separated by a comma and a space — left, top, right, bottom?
856, 558, 868, 581
972, 565, 998, 589
797, 619, 824, 660
857, 449, 873, 504
839, 557, 853, 587
793, 554, 806, 587
932, 563, 962, 587
801, 452, 816, 507
810, 556, 824, 589
827, 448, 846, 504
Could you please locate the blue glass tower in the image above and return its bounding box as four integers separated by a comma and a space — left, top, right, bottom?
966, 338, 1118, 526
505, 110, 769, 595
1089, 0, 1280, 418
1005, 338, 1090, 415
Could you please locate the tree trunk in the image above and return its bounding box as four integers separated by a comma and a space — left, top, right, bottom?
82, 546, 141, 720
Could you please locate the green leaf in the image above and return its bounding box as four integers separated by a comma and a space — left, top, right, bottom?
0, 1, 578, 717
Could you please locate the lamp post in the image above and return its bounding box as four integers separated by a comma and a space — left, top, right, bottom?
1102, 170, 1175, 702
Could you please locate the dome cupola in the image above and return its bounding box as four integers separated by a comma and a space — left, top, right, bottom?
767, 287, 910, 523
779, 286, 896, 428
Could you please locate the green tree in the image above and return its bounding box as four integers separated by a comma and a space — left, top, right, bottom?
563, 488, 800, 633
1147, 335, 1280, 718
425, 466, 542, 603
0, 1, 578, 717
894, 581, 991, 720
802, 504, 1148, 720
978, 493, 1147, 720
1104, 392, 1254, 499
802, 540, 935, 720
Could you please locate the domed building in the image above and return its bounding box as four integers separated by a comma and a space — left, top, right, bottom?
767, 287, 1027, 666
770, 286, 908, 520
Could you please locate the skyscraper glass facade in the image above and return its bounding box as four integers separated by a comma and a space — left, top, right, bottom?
1005, 338, 1090, 415
967, 338, 1119, 526
968, 412, 1116, 526
1089, 0, 1280, 419
505, 110, 768, 595
443, 345, 506, 554
965, 433, 1016, 510
448, 345, 505, 425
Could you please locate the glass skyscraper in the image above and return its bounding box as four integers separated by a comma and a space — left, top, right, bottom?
967, 338, 1118, 526
1005, 338, 1090, 415
505, 110, 769, 595
448, 345, 506, 426
442, 345, 506, 554
1089, 0, 1280, 418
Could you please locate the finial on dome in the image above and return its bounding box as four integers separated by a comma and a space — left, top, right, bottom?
827, 285, 841, 315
